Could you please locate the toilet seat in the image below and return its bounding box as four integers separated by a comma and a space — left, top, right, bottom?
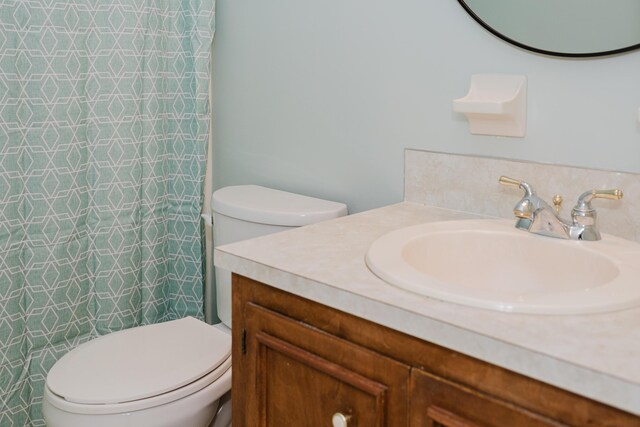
45, 317, 231, 415
45, 358, 231, 415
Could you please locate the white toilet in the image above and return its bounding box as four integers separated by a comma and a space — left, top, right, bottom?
42, 185, 347, 427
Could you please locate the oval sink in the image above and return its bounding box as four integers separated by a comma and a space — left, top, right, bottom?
365, 219, 640, 314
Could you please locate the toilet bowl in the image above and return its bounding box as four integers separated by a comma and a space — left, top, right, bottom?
42, 317, 231, 427
43, 185, 347, 427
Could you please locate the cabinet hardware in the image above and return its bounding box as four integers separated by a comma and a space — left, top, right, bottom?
332, 412, 351, 427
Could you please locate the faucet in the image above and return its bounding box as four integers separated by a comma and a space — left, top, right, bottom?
499, 176, 623, 241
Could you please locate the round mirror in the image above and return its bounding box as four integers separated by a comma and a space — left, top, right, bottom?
458, 0, 640, 57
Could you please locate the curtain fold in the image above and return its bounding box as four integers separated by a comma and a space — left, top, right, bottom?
0, 1, 216, 425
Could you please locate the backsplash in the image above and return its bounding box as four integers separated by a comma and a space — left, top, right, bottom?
404, 149, 640, 243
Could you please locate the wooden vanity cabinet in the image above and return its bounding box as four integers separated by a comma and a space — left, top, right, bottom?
232, 275, 639, 427
240, 302, 411, 426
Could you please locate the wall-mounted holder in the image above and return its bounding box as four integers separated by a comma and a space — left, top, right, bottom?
453, 74, 527, 137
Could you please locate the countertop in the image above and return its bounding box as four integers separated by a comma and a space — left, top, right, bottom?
214, 202, 640, 415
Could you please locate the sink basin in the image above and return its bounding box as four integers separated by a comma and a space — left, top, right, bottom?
365, 219, 640, 314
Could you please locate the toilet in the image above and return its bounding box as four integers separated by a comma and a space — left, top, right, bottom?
211, 185, 348, 327
42, 185, 347, 427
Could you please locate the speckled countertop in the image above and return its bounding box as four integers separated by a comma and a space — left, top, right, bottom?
215, 201, 640, 416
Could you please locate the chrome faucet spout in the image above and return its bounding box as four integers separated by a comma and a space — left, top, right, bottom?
527, 207, 571, 239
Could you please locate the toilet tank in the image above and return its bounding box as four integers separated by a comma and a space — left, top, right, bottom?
212, 185, 348, 327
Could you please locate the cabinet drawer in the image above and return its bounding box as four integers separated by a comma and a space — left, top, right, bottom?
410, 369, 562, 427
240, 303, 411, 427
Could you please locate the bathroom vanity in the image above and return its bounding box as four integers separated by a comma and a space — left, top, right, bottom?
214, 150, 640, 426
232, 275, 637, 426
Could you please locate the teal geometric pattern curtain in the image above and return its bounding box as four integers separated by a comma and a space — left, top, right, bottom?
0, 1, 216, 425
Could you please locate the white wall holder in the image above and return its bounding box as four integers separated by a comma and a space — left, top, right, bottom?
453, 74, 527, 138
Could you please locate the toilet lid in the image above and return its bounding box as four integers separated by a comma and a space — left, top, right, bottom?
212, 185, 348, 226
46, 317, 231, 405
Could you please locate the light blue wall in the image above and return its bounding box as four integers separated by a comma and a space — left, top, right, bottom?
211, 0, 640, 214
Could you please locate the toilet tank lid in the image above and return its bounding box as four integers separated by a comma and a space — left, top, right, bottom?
212, 185, 348, 226
46, 317, 231, 405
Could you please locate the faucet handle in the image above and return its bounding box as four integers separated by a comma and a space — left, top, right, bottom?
499, 176, 534, 196
499, 175, 522, 188
571, 189, 623, 240
574, 189, 624, 212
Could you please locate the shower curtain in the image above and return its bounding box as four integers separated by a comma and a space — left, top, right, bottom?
0, 1, 216, 425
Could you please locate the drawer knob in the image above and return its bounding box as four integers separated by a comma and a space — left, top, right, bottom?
332, 412, 351, 427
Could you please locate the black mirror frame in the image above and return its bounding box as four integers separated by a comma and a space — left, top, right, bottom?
457, 0, 640, 58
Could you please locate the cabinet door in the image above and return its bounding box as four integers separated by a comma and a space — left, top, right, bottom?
410, 369, 564, 427
239, 302, 411, 427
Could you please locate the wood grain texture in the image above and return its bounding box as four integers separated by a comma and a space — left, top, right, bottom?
235, 285, 411, 426
233, 274, 640, 427
411, 369, 563, 427
256, 331, 387, 426
426, 406, 482, 427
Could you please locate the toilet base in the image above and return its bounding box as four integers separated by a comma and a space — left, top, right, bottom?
209, 391, 232, 427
